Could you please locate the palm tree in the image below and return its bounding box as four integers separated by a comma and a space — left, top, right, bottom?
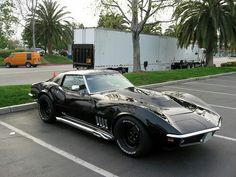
164, 23, 178, 37
97, 12, 128, 30
174, 0, 236, 66
35, 0, 72, 54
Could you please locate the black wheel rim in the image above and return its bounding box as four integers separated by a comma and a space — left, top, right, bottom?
119, 121, 140, 148
40, 101, 51, 119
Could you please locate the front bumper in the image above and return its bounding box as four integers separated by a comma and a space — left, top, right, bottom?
166, 127, 220, 147
165, 116, 222, 147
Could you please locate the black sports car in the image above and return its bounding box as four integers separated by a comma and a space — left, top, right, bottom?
30, 70, 222, 157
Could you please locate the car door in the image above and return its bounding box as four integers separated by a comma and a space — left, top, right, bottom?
60, 75, 96, 125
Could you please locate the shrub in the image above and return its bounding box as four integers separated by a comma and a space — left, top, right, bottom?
0, 50, 14, 58
221, 62, 236, 67
0, 49, 29, 58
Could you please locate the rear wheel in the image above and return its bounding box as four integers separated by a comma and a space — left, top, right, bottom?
38, 95, 55, 123
25, 62, 31, 68
5, 63, 11, 68
114, 116, 151, 157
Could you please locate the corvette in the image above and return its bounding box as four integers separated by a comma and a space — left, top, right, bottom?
30, 70, 222, 157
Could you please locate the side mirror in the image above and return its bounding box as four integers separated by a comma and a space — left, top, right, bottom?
71, 85, 80, 91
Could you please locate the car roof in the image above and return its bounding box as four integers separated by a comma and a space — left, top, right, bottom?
63, 69, 119, 76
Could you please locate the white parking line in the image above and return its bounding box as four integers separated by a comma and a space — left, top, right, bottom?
184, 82, 236, 89
220, 75, 236, 79
215, 134, 236, 142
212, 78, 236, 83
210, 104, 236, 110
0, 121, 118, 177
166, 86, 236, 97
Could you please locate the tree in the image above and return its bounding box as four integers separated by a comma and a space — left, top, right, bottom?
101, 0, 174, 72
98, 12, 127, 30
34, 0, 72, 54
0, 35, 8, 49
0, 0, 17, 37
143, 23, 162, 35
173, 0, 236, 66
16, 0, 40, 50
22, 19, 43, 49
164, 23, 178, 37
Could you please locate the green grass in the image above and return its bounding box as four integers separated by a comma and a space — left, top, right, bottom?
0, 57, 4, 66
43, 54, 72, 64
0, 85, 33, 107
125, 67, 236, 86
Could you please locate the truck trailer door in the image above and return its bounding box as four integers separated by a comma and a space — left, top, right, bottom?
72, 44, 94, 68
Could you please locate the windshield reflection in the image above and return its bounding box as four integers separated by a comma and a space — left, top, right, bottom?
85, 74, 134, 93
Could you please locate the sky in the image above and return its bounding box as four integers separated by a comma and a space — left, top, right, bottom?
55, 0, 99, 27
14, 0, 172, 40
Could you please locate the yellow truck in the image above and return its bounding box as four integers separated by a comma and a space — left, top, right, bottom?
4, 52, 41, 68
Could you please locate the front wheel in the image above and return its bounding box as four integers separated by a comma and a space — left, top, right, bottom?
5, 63, 11, 68
38, 95, 55, 123
25, 62, 31, 68
114, 116, 151, 157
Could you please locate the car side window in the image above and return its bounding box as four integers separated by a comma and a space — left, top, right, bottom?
27, 53, 32, 60
62, 75, 86, 92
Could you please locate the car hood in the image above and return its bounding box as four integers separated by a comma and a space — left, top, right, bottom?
95, 87, 220, 134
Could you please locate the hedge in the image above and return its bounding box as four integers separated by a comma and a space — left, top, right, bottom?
0, 49, 29, 58
221, 62, 236, 67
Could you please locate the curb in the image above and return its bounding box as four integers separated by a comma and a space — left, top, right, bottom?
139, 72, 236, 88
0, 102, 37, 115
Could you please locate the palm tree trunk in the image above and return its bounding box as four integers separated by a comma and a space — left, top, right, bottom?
132, 32, 141, 72
206, 44, 214, 67
47, 42, 53, 55
206, 52, 214, 66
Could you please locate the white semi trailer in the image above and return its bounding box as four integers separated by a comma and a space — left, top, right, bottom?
73, 28, 205, 72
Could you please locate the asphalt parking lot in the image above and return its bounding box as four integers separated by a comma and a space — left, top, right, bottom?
1, 74, 236, 177
0, 64, 74, 86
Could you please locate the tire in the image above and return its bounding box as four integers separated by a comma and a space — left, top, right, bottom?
25, 62, 31, 68
38, 95, 55, 123
33, 65, 37, 67
5, 63, 11, 68
114, 116, 151, 157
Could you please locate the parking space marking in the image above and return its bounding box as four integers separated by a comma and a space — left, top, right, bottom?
0, 121, 118, 177
220, 75, 236, 79
212, 78, 236, 83
215, 134, 236, 142
183, 82, 236, 89
210, 104, 236, 110
165, 86, 236, 97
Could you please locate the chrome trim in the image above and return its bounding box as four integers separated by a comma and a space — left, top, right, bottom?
180, 141, 203, 147
83, 75, 91, 94
28, 93, 33, 97
166, 127, 220, 138
56, 117, 113, 140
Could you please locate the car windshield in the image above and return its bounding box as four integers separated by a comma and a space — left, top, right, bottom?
85, 73, 134, 93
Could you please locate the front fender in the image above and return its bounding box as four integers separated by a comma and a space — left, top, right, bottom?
96, 101, 180, 135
